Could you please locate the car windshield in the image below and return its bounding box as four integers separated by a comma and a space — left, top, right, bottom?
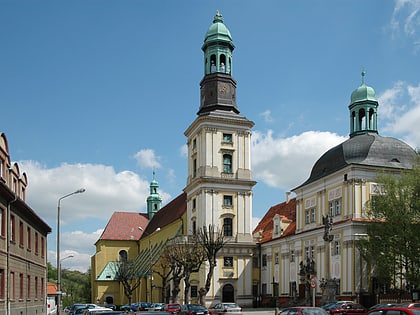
224, 303, 239, 308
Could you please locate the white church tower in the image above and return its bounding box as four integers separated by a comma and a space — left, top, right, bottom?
184, 11, 257, 306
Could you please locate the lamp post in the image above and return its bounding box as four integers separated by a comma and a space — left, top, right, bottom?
60, 254, 74, 307
139, 227, 160, 303
57, 189, 85, 315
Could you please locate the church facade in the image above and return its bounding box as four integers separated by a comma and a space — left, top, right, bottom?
91, 12, 257, 307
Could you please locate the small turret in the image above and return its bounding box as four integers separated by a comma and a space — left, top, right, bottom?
349, 71, 379, 137
146, 171, 162, 219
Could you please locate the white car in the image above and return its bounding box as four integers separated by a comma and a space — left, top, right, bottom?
209, 303, 242, 315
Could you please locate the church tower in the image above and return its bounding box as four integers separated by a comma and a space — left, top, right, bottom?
184, 11, 256, 305
147, 171, 162, 219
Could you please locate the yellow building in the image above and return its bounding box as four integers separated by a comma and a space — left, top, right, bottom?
91, 11, 257, 308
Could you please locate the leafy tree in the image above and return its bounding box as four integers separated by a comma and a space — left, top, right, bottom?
111, 259, 142, 306
358, 158, 420, 293
196, 224, 227, 305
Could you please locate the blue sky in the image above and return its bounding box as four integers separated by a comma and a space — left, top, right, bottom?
1, 0, 419, 272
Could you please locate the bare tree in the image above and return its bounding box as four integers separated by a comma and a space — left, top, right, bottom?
196, 224, 228, 304
111, 259, 142, 306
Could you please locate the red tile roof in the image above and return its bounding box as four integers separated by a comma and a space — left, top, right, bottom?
47, 282, 57, 295
142, 192, 187, 237
253, 198, 296, 243
97, 212, 149, 242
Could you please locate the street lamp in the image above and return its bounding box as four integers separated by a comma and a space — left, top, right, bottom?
57, 189, 85, 315
139, 227, 160, 303
60, 254, 74, 307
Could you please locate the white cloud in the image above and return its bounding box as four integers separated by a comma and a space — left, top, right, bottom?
252, 130, 347, 190
48, 229, 103, 272
179, 144, 188, 158
379, 82, 420, 149
259, 110, 274, 123
133, 149, 161, 169
19, 161, 151, 225
377, 80, 405, 119
391, 0, 420, 52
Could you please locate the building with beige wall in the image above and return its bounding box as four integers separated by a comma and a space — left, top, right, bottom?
0, 132, 52, 315
253, 73, 417, 307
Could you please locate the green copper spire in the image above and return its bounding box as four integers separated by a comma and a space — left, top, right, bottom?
202, 10, 234, 76
147, 171, 162, 219
349, 70, 379, 137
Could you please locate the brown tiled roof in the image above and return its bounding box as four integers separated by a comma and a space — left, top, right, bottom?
142, 192, 187, 237
47, 282, 57, 295
98, 212, 149, 242
253, 198, 296, 243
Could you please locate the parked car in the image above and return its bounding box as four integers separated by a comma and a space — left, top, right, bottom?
328, 303, 367, 315
323, 302, 355, 310
149, 303, 165, 311
179, 304, 210, 315
279, 307, 330, 315
163, 303, 182, 314
397, 303, 420, 308
131, 301, 152, 311
209, 302, 242, 315
69, 304, 88, 315
369, 304, 398, 310
82, 308, 113, 315
368, 306, 420, 315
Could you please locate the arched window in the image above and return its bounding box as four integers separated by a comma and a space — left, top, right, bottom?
223, 154, 232, 173
119, 250, 128, 262
223, 217, 233, 236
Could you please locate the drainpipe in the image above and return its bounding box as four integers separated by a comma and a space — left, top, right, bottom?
7, 195, 18, 315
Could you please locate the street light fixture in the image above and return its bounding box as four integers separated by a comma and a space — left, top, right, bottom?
57, 189, 85, 315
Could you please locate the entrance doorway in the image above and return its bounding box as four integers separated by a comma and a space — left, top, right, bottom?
222, 284, 235, 302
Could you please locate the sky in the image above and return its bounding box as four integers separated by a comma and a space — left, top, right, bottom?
1, 0, 420, 273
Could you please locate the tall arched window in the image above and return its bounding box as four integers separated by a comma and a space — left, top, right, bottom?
223, 218, 233, 236
223, 154, 232, 173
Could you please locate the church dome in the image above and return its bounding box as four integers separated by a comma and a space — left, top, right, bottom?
203, 11, 233, 49
299, 133, 417, 187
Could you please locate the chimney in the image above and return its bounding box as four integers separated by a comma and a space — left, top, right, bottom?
286, 191, 291, 203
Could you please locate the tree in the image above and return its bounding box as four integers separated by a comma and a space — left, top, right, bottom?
111, 259, 142, 306
196, 224, 228, 305
167, 236, 206, 304
154, 254, 173, 303
358, 159, 420, 293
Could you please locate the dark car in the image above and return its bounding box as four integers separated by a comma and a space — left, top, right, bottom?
279, 306, 330, 315
163, 303, 182, 314
368, 306, 420, 315
328, 303, 367, 315
323, 302, 355, 311
179, 304, 210, 315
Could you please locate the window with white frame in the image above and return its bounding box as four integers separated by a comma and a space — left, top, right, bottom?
223, 195, 233, 207
290, 250, 295, 262
329, 198, 342, 216
334, 240, 341, 256
222, 133, 233, 143
305, 208, 316, 224
274, 252, 279, 264
223, 154, 232, 173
